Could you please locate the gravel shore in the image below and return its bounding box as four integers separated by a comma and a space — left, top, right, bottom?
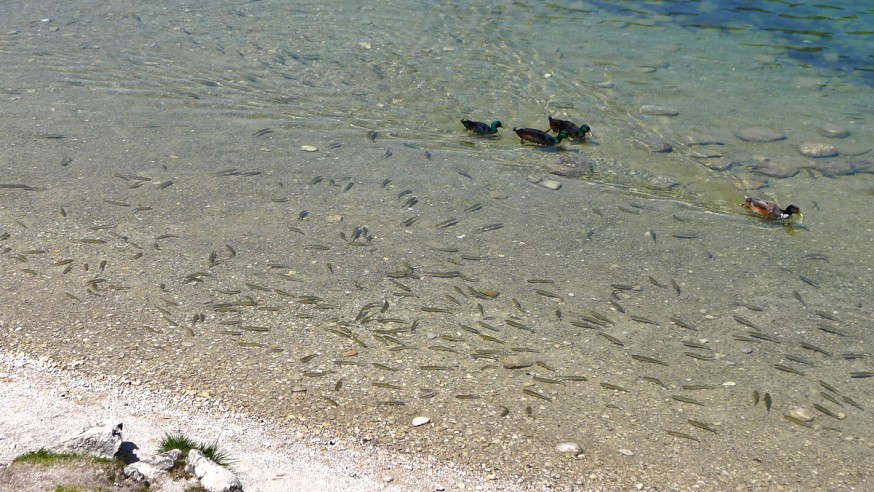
0, 350, 516, 492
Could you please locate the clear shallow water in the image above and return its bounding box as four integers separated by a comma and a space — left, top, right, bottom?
1, 1, 872, 489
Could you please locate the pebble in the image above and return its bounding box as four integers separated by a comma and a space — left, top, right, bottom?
751, 159, 799, 178
690, 146, 722, 158
501, 355, 533, 369
539, 179, 562, 190
848, 159, 874, 174
301, 145, 318, 152
733, 127, 786, 143
489, 191, 509, 200
789, 407, 815, 422
704, 157, 738, 172
412, 416, 431, 427
819, 124, 850, 138
632, 136, 672, 153
641, 173, 679, 190
548, 154, 595, 178
639, 105, 678, 116
679, 132, 724, 146
618, 448, 634, 456
817, 160, 854, 178
798, 142, 838, 158
555, 442, 584, 457
737, 176, 767, 190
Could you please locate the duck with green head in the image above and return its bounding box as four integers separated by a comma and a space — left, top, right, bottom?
548, 116, 591, 141
461, 119, 503, 134
514, 127, 568, 146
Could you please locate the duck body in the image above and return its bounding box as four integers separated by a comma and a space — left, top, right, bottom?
742, 196, 802, 220
461, 119, 502, 134
514, 127, 568, 146
548, 116, 591, 140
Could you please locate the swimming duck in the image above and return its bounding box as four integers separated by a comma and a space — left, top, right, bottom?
548, 116, 591, 141
742, 196, 802, 220
461, 119, 502, 134
514, 128, 569, 146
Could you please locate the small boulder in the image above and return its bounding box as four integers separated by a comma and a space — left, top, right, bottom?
49, 422, 123, 460
186, 449, 242, 492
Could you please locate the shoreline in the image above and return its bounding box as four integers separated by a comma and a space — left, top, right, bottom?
0, 350, 521, 492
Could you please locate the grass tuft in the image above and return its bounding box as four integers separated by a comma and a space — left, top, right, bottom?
158, 432, 232, 467
13, 448, 113, 466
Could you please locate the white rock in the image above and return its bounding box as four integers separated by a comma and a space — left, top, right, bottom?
618, 448, 634, 456
540, 179, 562, 190
798, 141, 838, 158
412, 416, 431, 427
301, 145, 318, 152
555, 442, 583, 457
49, 422, 123, 460
185, 449, 242, 492
789, 407, 815, 422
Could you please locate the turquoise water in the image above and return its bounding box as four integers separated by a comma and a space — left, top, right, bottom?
1, 1, 872, 489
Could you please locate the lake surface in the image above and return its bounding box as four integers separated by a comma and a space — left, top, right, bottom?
2, 1, 872, 489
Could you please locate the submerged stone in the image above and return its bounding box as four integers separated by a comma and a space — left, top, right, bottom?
817, 160, 854, 178
733, 127, 786, 143
799, 142, 838, 158
679, 132, 724, 146
751, 159, 799, 178
632, 135, 672, 153
819, 124, 850, 138
639, 105, 678, 116
548, 153, 596, 178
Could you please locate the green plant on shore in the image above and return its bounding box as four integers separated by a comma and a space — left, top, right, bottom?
13, 448, 114, 466
158, 432, 232, 467
53, 487, 114, 492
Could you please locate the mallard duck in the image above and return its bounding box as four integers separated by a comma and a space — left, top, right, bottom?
548, 116, 591, 141
514, 128, 568, 146
742, 196, 802, 220
461, 119, 502, 134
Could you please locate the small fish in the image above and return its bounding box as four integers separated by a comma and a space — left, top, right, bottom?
600, 382, 629, 392
630, 354, 668, 366
687, 419, 717, 433
641, 376, 668, 389
666, 430, 699, 442
522, 389, 552, 401
672, 395, 705, 406
670, 317, 697, 331
763, 392, 773, 413
813, 403, 840, 419
629, 315, 659, 326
